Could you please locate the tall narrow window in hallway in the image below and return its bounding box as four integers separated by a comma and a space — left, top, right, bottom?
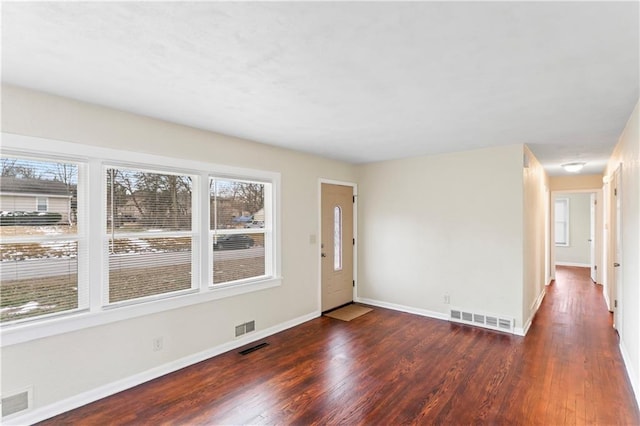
555, 198, 569, 246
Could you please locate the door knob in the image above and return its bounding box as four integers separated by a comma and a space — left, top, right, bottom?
321, 253, 327, 258
614, 263, 621, 267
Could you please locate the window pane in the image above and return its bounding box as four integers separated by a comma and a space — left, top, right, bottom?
36, 197, 48, 212
106, 168, 192, 233
213, 233, 265, 284
1, 240, 78, 322
554, 223, 566, 245
210, 179, 265, 230
0, 157, 77, 237
0, 157, 80, 323
554, 200, 566, 221
334, 206, 342, 271
554, 198, 569, 245
106, 167, 194, 304
108, 236, 192, 303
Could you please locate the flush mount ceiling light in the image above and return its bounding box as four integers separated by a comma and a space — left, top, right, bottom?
561, 162, 586, 173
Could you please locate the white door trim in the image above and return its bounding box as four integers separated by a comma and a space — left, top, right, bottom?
549, 188, 602, 282
318, 178, 358, 312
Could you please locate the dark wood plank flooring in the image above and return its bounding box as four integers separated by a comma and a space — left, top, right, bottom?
40, 266, 640, 425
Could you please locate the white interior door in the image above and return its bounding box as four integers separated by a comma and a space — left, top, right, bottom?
321, 183, 354, 311
612, 168, 622, 330
607, 168, 622, 330
590, 193, 596, 282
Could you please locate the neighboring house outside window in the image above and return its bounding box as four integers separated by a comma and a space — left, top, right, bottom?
0, 176, 74, 224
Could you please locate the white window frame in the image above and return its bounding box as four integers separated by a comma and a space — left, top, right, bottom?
35, 196, 48, 212
209, 177, 273, 287
0, 153, 89, 321
0, 133, 281, 347
554, 197, 570, 247
103, 165, 200, 308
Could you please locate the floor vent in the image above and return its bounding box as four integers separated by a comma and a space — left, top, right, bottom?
449, 308, 514, 333
2, 389, 31, 417
239, 342, 269, 355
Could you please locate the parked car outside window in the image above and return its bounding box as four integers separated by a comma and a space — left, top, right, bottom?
213, 234, 255, 250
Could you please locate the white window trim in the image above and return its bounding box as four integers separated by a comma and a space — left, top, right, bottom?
0, 132, 282, 347
554, 197, 570, 247
103, 165, 200, 306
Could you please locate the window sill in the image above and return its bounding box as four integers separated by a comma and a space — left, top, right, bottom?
0, 276, 282, 347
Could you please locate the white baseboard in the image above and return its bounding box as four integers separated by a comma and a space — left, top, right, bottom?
4, 311, 320, 426
521, 289, 546, 336
603, 291, 612, 312
356, 297, 528, 336
619, 338, 640, 410
355, 297, 448, 321
555, 261, 590, 267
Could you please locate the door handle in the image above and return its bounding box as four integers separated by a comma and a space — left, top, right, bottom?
614, 263, 621, 267
321, 253, 327, 258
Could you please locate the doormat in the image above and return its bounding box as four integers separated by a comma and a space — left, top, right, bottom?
324, 304, 372, 322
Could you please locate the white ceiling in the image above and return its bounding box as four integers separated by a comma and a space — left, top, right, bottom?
2, 2, 638, 175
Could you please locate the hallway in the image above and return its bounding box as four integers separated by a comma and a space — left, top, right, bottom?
40, 266, 640, 425
514, 265, 640, 423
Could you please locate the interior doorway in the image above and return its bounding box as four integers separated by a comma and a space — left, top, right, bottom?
320, 182, 355, 312
552, 191, 600, 281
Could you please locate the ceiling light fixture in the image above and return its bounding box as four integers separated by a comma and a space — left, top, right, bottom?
561, 162, 586, 173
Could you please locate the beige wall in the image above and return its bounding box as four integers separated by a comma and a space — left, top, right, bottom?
1, 85, 357, 413
604, 99, 640, 397
549, 174, 603, 191
522, 146, 548, 331
554, 192, 591, 266
355, 144, 526, 328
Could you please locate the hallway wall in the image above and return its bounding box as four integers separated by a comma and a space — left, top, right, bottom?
605, 99, 640, 402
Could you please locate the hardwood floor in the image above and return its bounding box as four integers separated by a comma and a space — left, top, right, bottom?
40, 266, 639, 425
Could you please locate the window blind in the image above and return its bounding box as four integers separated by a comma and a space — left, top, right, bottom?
106, 167, 194, 303
0, 157, 83, 322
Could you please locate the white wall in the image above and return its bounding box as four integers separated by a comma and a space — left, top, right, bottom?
355, 144, 526, 328
554, 192, 591, 266
605, 99, 640, 401
522, 146, 548, 332
0, 85, 357, 416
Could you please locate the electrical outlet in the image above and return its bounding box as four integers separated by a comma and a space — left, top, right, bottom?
444, 294, 450, 304
152, 337, 163, 352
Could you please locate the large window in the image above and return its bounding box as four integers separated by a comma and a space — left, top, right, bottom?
0, 156, 84, 323
210, 178, 268, 285
106, 167, 195, 304
554, 198, 569, 246
1, 135, 279, 334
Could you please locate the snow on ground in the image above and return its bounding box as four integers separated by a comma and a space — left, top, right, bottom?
0, 301, 57, 316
